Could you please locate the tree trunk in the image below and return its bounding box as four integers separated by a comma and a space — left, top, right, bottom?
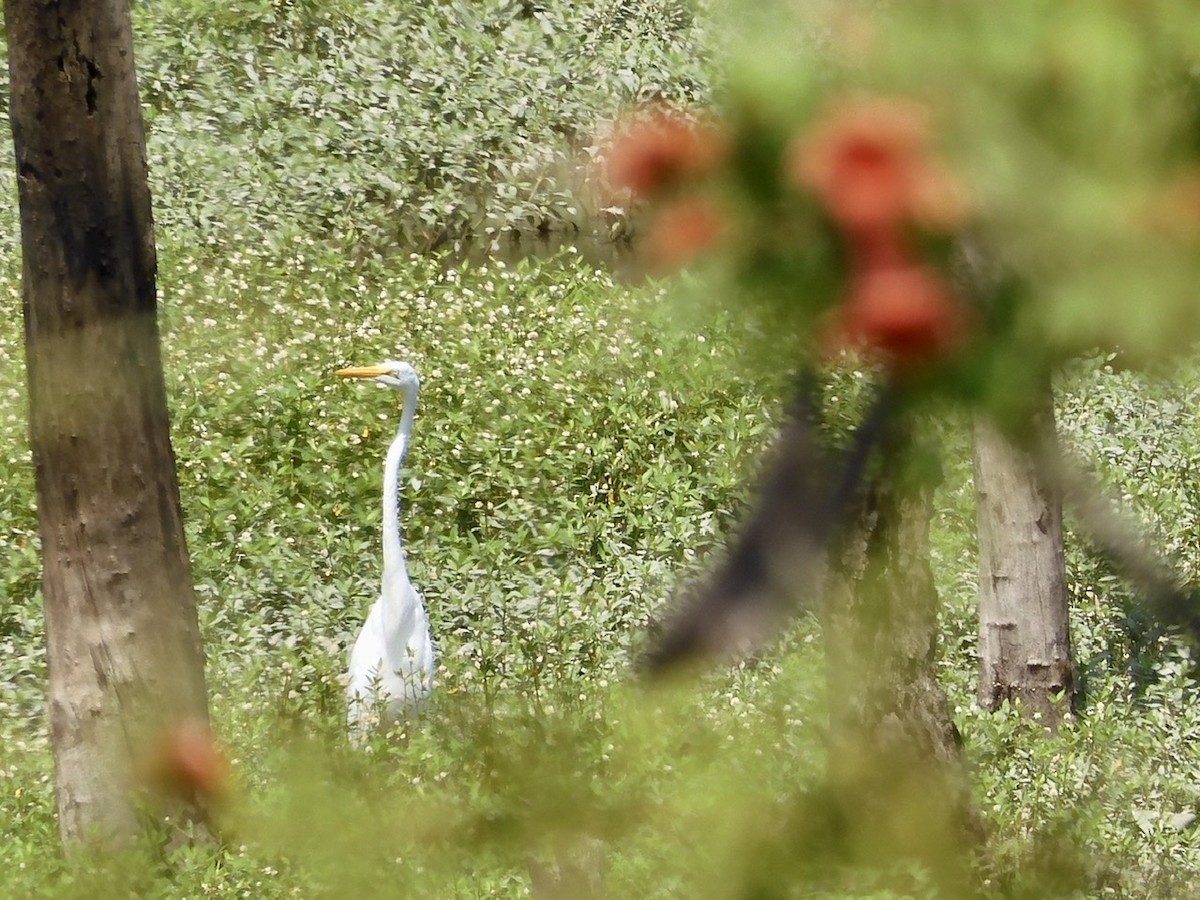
5, 0, 211, 846
822, 437, 980, 888
973, 387, 1075, 727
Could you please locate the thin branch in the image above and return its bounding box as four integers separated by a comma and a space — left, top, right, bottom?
1027, 430, 1200, 640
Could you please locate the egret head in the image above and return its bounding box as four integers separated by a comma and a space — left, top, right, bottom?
336, 360, 420, 392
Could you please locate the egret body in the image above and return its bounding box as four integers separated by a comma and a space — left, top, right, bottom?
337, 361, 434, 736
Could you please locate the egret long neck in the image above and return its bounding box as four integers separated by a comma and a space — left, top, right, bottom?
381, 385, 418, 579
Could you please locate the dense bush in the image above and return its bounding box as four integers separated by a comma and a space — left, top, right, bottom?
129, 0, 714, 255
0, 0, 714, 258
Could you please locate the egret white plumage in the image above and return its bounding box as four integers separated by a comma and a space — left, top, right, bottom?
337, 361, 434, 736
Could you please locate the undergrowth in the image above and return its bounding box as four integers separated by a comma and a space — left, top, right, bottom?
2, 0, 1200, 896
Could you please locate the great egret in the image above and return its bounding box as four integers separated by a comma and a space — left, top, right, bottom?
337, 361, 435, 735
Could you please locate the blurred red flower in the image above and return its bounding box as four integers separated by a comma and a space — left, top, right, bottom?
788, 96, 966, 234
834, 264, 967, 366
149, 717, 229, 803
644, 196, 725, 272
1142, 168, 1200, 240
844, 226, 910, 272
602, 107, 726, 200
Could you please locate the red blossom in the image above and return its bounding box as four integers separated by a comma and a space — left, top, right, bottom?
149, 718, 229, 802
844, 226, 910, 272
601, 107, 726, 200
788, 96, 967, 234
834, 264, 967, 366
644, 196, 725, 272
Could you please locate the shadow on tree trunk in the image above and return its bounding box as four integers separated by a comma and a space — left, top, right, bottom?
644, 376, 982, 892
820, 430, 983, 892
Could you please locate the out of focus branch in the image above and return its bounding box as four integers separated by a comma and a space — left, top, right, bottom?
642, 374, 893, 675
1028, 431, 1200, 641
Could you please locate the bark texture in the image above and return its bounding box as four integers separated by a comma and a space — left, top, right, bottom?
5, 0, 210, 845
822, 445, 980, 887
973, 390, 1074, 726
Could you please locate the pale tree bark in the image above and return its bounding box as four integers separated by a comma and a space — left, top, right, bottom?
973, 388, 1074, 726
822, 432, 980, 889
5, 0, 211, 846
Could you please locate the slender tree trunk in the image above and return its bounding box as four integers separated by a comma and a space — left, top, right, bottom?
5, 0, 211, 846
973, 387, 1074, 726
822, 434, 979, 887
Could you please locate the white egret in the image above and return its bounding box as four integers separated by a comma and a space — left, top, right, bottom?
337, 361, 434, 736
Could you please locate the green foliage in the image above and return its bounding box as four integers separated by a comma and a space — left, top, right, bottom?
931, 359, 1200, 896
0, 231, 805, 894
642, 2, 1200, 425
5, 0, 1200, 895
126, 0, 714, 255
966, 667, 1200, 899
0, 0, 713, 259
870, 1, 1200, 366
5, 234, 1200, 896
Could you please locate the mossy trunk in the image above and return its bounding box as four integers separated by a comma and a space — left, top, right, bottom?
5, 0, 211, 847
822, 439, 980, 886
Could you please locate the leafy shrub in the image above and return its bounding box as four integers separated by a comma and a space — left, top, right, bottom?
130, 0, 715, 255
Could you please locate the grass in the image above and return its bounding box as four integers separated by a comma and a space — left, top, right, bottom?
3, 239, 1200, 896
0, 240, 809, 895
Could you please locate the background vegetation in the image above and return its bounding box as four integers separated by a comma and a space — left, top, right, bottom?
2, 0, 1200, 896
136, 0, 714, 253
